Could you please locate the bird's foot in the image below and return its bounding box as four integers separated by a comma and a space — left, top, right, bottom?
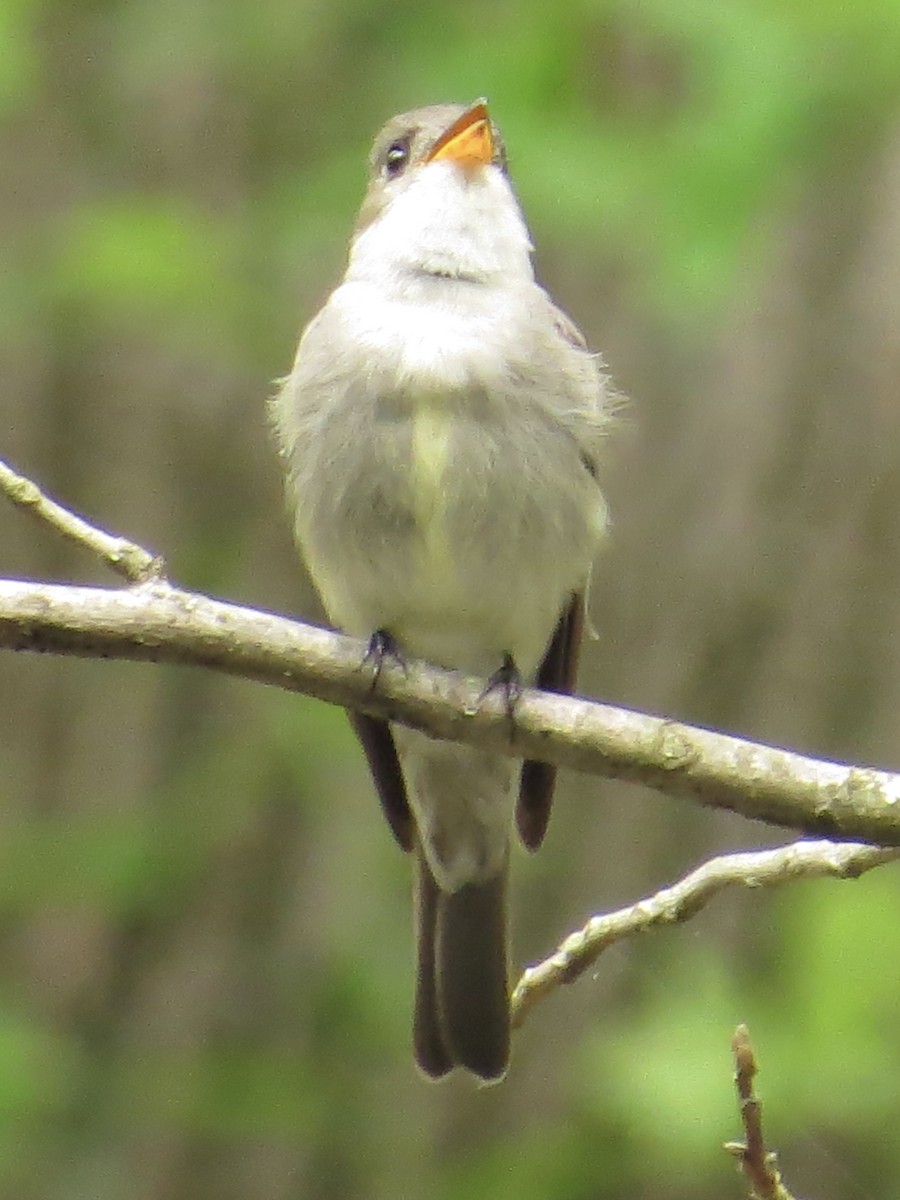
363, 628, 407, 690
478, 653, 522, 722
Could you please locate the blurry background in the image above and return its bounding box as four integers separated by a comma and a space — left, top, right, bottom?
2, 1, 900, 1197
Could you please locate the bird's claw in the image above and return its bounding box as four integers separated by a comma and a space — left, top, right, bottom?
363, 629, 407, 690
477, 653, 522, 721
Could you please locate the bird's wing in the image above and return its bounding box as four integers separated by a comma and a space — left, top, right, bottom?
515, 591, 584, 850
347, 712, 414, 852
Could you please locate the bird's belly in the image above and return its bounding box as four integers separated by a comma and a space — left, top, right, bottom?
304, 394, 601, 677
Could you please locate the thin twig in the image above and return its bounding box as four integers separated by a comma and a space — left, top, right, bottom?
0, 457, 163, 583
724, 1026, 799, 1200
511, 840, 898, 1026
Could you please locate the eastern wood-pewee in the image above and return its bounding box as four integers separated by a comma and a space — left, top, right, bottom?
272, 101, 616, 1081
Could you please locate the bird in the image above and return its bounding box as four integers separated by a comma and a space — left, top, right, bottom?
271, 100, 616, 1082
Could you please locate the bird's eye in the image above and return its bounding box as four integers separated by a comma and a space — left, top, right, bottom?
385, 141, 409, 178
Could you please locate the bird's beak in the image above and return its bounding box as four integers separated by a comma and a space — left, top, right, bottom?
426, 100, 494, 169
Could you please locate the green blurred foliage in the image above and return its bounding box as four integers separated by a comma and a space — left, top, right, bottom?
3, 0, 900, 1198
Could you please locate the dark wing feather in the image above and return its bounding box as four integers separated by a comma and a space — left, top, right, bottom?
347, 711, 414, 852
516, 592, 584, 850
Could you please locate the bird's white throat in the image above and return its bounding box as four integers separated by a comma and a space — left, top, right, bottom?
347, 161, 534, 289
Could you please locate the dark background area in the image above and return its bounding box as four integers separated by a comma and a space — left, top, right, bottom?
2, 2, 900, 1197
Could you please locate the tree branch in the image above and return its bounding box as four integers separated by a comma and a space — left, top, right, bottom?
3, 577, 900, 846
511, 839, 897, 1026
4, 457, 900, 848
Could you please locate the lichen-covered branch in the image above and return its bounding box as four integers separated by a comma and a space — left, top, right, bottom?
3, 577, 900, 847
4, 458, 900, 848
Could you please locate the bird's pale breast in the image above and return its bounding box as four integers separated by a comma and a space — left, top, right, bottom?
280, 277, 603, 677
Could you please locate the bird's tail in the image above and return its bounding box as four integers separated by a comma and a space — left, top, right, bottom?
413, 843, 510, 1082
